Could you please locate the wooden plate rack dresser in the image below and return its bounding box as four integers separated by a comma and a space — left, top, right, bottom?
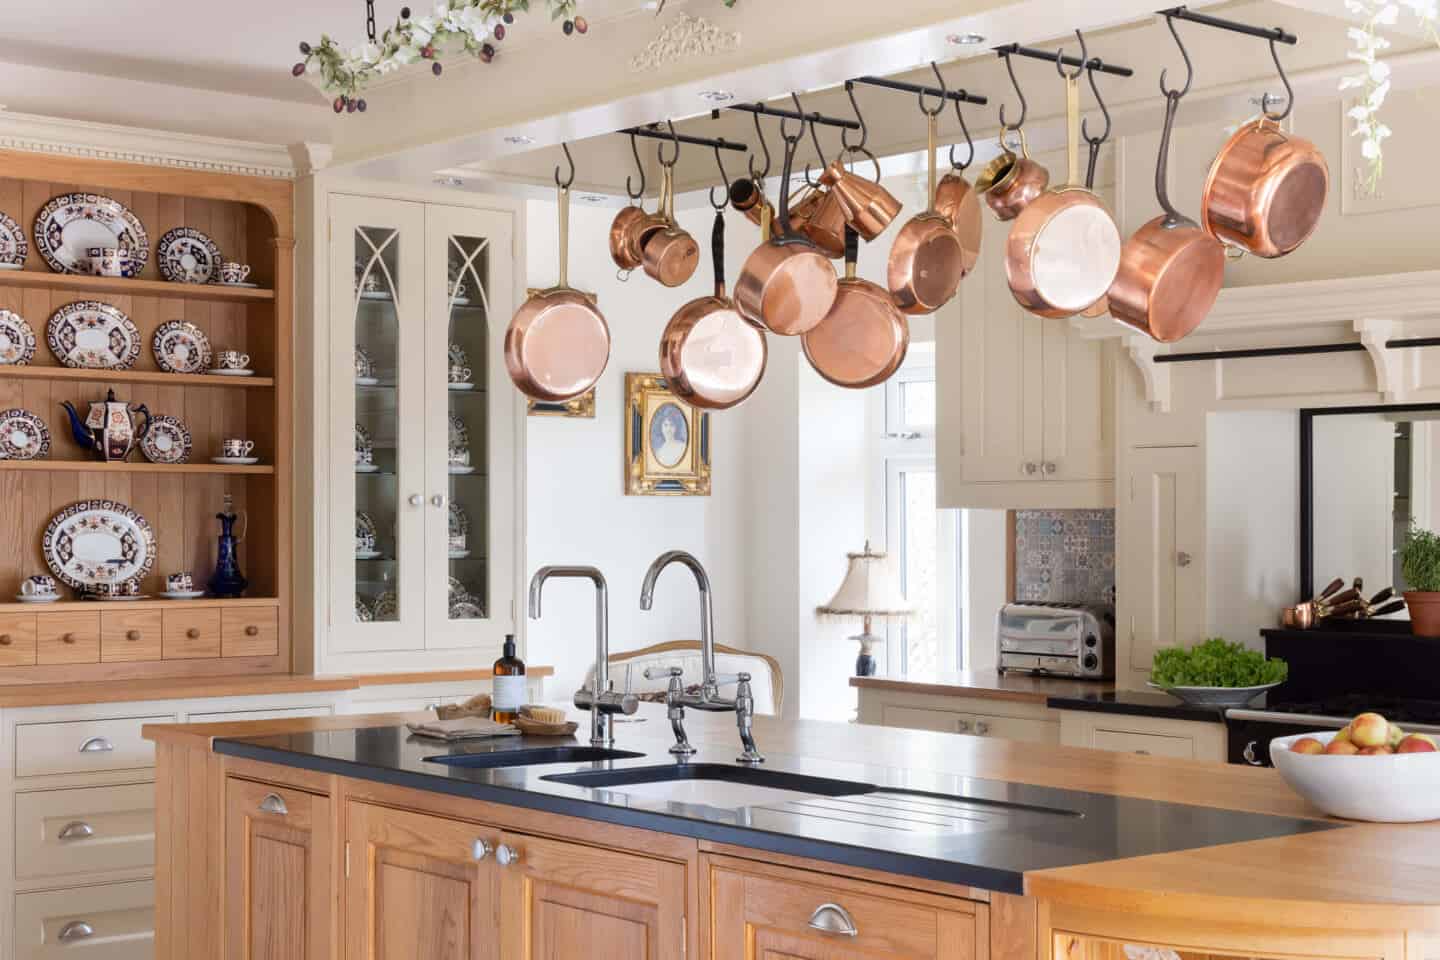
0, 150, 293, 683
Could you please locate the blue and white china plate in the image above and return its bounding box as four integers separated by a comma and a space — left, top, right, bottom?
0, 310, 36, 365
156, 227, 221, 284
42, 499, 156, 593
0, 408, 50, 460
47, 301, 142, 369
139, 414, 192, 465
0, 211, 28, 268
33, 193, 149, 275
152, 320, 212, 374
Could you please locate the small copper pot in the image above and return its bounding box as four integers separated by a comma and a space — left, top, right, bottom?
934, 172, 982, 277
799, 187, 847, 260
976, 127, 1050, 222
887, 113, 965, 316
609, 203, 649, 272
819, 156, 901, 241
642, 165, 699, 287
729, 177, 773, 228
1200, 116, 1329, 259
803, 227, 908, 389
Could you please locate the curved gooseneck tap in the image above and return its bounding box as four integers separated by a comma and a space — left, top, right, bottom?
640, 550, 718, 696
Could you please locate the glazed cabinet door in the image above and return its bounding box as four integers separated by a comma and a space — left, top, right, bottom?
329, 195, 427, 651
225, 777, 333, 960
707, 856, 981, 960
1124, 445, 1205, 672
345, 801, 500, 960
422, 204, 517, 652
497, 831, 686, 959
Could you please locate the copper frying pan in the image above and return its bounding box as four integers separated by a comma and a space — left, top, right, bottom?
660, 210, 767, 410
1107, 91, 1225, 343
803, 227, 908, 389
887, 112, 965, 316
505, 184, 611, 401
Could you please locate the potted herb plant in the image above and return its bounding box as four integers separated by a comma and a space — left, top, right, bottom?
1401, 525, 1440, 636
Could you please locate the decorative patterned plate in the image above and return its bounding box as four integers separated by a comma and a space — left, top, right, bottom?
33, 193, 149, 275
355, 596, 375, 622
447, 413, 469, 466
139, 415, 192, 464
151, 320, 212, 374
46, 301, 142, 369
0, 408, 50, 460
448, 500, 469, 540
0, 211, 27, 267
449, 599, 485, 619
371, 589, 398, 620
0, 310, 36, 365
448, 576, 469, 604
355, 422, 375, 469
355, 511, 379, 557
41, 499, 156, 593
355, 346, 377, 384
156, 227, 221, 284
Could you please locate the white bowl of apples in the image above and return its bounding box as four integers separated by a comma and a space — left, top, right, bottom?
1271, 713, 1440, 822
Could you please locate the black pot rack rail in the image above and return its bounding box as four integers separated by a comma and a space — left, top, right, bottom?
728, 101, 860, 131
617, 124, 748, 153
1157, 6, 1297, 45
851, 76, 988, 106
992, 43, 1134, 77
1154, 338, 1440, 365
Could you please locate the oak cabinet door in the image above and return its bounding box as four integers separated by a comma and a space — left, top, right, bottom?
345, 801, 500, 960
498, 831, 687, 960
226, 777, 332, 960
708, 857, 981, 960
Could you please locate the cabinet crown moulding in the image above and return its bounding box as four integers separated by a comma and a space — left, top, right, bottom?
629, 14, 741, 73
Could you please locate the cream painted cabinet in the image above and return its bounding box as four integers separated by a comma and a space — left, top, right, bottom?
316, 189, 518, 673
938, 212, 1115, 510
1123, 446, 1205, 675
861, 691, 1060, 745
1057, 709, 1226, 763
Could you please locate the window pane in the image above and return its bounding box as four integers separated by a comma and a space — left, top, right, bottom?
901, 469, 939, 674
900, 380, 936, 429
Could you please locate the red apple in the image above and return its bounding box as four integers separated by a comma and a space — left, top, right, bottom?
1289, 737, 1325, 755
1324, 738, 1360, 755
1358, 745, 1394, 756
1396, 734, 1439, 754
1349, 712, 1390, 748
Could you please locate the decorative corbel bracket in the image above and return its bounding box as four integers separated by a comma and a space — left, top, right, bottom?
1124, 334, 1171, 413
1355, 317, 1401, 401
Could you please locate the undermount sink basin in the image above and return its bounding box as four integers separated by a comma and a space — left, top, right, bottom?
424, 746, 645, 769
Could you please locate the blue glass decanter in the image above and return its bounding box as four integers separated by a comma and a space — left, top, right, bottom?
208, 493, 249, 598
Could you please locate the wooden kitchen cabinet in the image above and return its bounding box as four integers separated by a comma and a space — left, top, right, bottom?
226, 777, 333, 960
706, 854, 983, 959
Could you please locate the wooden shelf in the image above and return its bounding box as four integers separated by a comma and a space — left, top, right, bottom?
0, 365, 275, 388
0, 460, 273, 475
0, 269, 275, 302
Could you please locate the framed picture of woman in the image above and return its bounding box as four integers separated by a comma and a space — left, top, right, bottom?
624, 372, 711, 496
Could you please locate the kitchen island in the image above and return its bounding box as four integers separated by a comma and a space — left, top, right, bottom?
145, 705, 1440, 960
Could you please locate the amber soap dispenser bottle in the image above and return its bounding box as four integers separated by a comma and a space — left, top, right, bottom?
492, 634, 526, 724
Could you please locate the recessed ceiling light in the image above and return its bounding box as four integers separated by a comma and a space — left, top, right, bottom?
433, 176, 465, 187
504, 134, 535, 145
698, 90, 735, 103
578, 194, 607, 203
947, 32, 986, 45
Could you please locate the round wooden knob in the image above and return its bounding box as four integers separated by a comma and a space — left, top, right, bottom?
186, 628, 200, 639
126, 630, 141, 642
245, 625, 259, 636
62, 633, 76, 644
0, 634, 10, 646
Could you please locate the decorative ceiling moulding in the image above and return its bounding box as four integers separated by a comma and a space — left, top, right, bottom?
0, 109, 299, 179
629, 14, 742, 73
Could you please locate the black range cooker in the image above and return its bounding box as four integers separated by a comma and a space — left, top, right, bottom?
1225, 622, 1440, 767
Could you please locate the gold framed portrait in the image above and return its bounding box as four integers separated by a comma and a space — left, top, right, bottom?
624, 373, 711, 496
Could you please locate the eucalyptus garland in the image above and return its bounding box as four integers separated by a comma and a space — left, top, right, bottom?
293, 0, 586, 112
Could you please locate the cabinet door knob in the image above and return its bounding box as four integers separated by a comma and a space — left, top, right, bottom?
187, 627, 200, 639
245, 625, 259, 636
1043, 460, 1057, 475
126, 630, 141, 642
974, 720, 990, 735
259, 793, 289, 816
807, 903, 859, 938
495, 843, 520, 867
430, 494, 446, 508
79, 736, 113, 753
1022, 461, 1038, 476
61, 632, 76, 644
408, 494, 424, 507
0, 634, 10, 646
472, 839, 492, 861
1176, 551, 1192, 568
58, 821, 95, 841
58, 921, 94, 943
956, 720, 972, 733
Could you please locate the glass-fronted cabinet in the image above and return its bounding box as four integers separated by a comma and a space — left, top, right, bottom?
327, 195, 516, 663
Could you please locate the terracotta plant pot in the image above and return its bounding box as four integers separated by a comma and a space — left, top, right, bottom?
1403, 591, 1440, 636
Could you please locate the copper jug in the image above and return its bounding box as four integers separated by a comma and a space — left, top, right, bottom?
819, 159, 901, 241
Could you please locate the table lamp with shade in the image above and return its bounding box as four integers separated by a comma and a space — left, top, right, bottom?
815, 541, 913, 677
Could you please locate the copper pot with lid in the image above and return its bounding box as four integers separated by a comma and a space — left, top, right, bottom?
887, 111, 965, 316
506, 180, 611, 401
803, 227, 908, 389
660, 209, 768, 410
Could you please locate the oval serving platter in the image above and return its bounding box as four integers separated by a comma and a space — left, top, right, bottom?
0, 408, 50, 460
0, 310, 37, 365
139, 414, 192, 464
152, 320, 213, 374
42, 499, 156, 593
47, 301, 142, 369
33, 193, 149, 275
156, 227, 221, 284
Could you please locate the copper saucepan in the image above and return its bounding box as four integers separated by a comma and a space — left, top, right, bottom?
660, 210, 768, 410
803, 227, 909, 389
1106, 91, 1225, 343
608, 203, 649, 273
1200, 112, 1328, 259
975, 127, 1050, 222
729, 177, 773, 228
933, 102, 982, 278
734, 119, 839, 336
506, 185, 611, 401
641, 164, 700, 287
887, 112, 965, 316
1004, 64, 1122, 319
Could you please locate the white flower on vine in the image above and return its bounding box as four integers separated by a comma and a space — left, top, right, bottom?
453, 4, 494, 41
392, 43, 422, 64
409, 16, 439, 45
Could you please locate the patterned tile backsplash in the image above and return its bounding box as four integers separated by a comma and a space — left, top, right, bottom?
1014, 509, 1116, 605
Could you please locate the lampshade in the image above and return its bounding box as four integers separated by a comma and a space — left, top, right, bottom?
815, 541, 913, 622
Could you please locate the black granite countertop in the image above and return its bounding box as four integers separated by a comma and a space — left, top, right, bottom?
215, 718, 1329, 894
1045, 689, 1230, 722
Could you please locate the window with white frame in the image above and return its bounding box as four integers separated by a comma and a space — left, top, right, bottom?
870, 347, 964, 675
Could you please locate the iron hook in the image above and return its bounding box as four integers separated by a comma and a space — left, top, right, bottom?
657, 119, 680, 168
803, 115, 830, 187
998, 48, 1028, 131
624, 130, 645, 200
1055, 30, 1087, 80
709, 139, 731, 210
949, 95, 975, 171
780, 93, 805, 145
1158, 11, 1194, 99
1081, 56, 1113, 147
1262, 36, 1294, 120
554, 141, 575, 189
840, 80, 869, 152
748, 107, 771, 180
918, 61, 947, 117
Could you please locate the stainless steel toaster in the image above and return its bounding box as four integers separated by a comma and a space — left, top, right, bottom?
996, 601, 1115, 679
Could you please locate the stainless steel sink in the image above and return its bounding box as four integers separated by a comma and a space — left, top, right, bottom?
543, 763, 874, 796
424, 746, 645, 769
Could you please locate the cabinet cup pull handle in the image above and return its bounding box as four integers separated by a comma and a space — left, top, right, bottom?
79, 736, 113, 753
58, 920, 94, 943
1176, 551, 1192, 568
495, 843, 520, 867
58, 821, 95, 841
126, 630, 141, 641
186, 627, 200, 639
245, 625, 259, 636
807, 903, 859, 938
956, 720, 972, 733
259, 793, 289, 816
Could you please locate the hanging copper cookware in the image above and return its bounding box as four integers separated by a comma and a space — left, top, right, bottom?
661, 210, 768, 410
976, 127, 1050, 222
1004, 48, 1122, 319
641, 164, 700, 287
1078, 62, 1116, 320
729, 177, 774, 228
933, 99, 982, 277
819, 154, 901, 242
608, 204, 649, 273
734, 110, 839, 337
1107, 90, 1225, 343
887, 112, 965, 316
506, 180, 610, 401
803, 227, 909, 389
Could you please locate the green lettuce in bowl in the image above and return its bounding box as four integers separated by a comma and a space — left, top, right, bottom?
1148, 637, 1288, 708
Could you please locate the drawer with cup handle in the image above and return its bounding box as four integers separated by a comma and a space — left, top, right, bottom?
0, 612, 39, 666
15, 715, 173, 778
221, 605, 279, 657
162, 606, 221, 659
14, 783, 155, 880
100, 609, 163, 662
13, 879, 153, 960
35, 611, 100, 665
